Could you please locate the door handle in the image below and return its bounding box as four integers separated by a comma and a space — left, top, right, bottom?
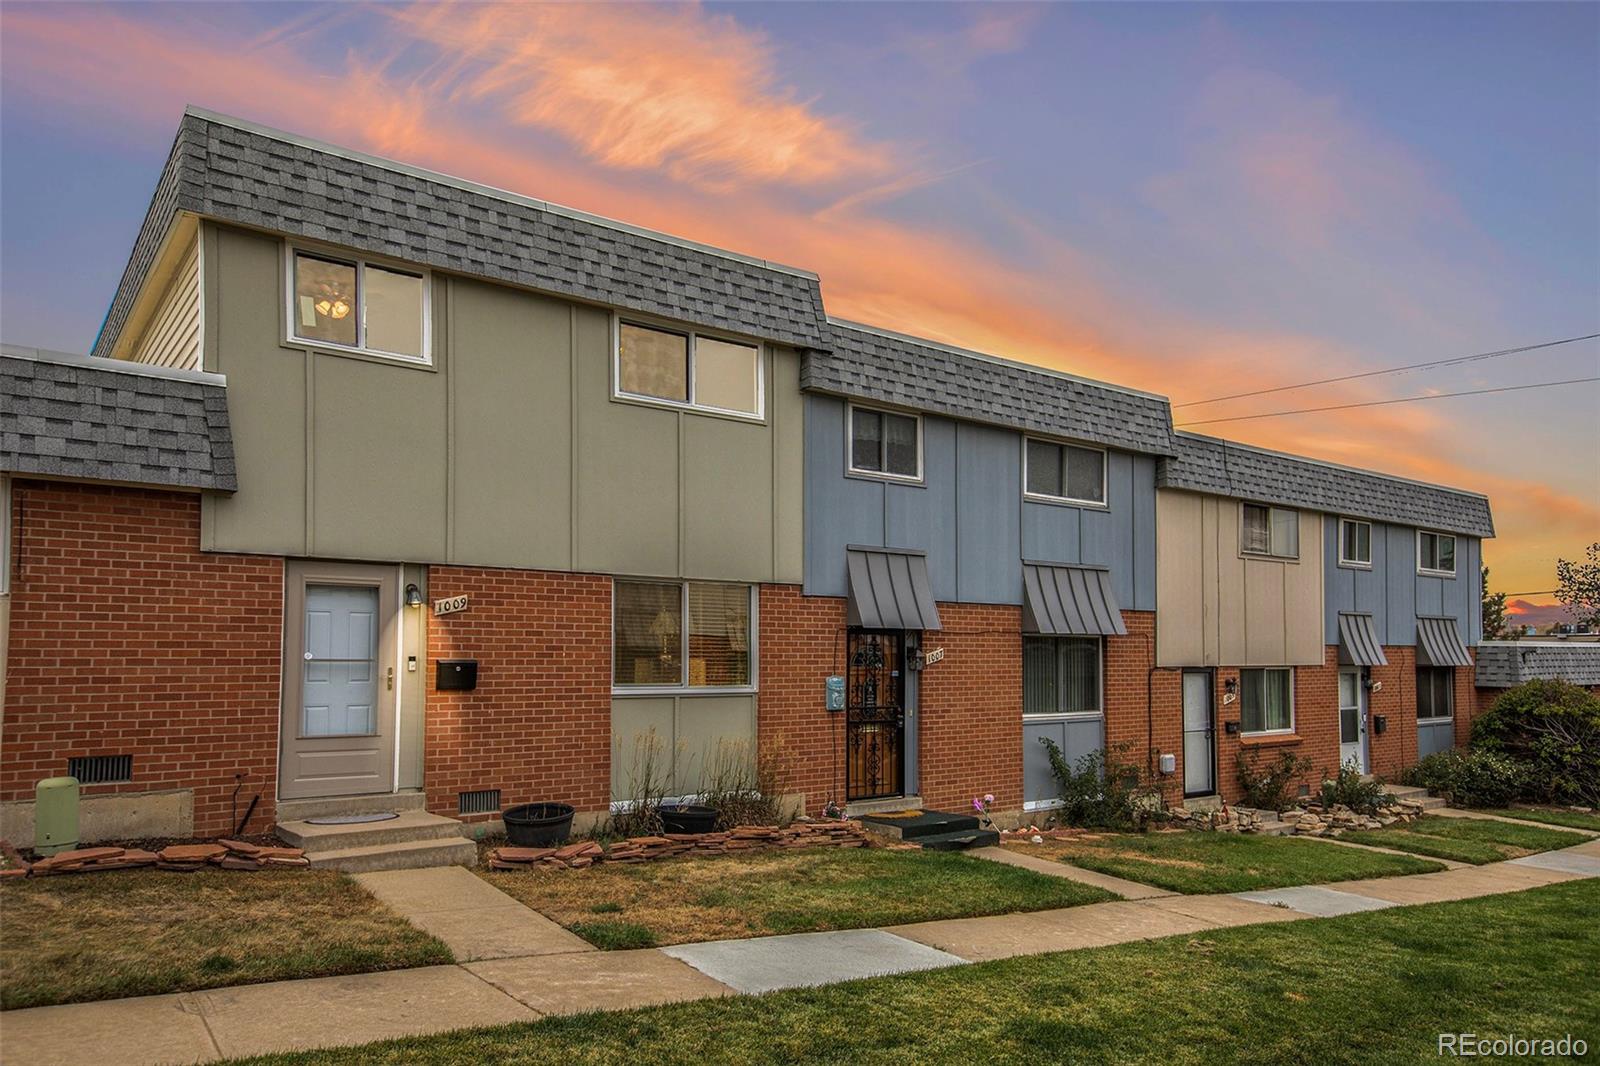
387, 667, 394, 691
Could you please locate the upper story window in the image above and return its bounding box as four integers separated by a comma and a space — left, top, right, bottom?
1339, 518, 1373, 568
1240, 667, 1294, 735
1241, 503, 1299, 559
1418, 531, 1457, 576
290, 249, 428, 363
848, 405, 921, 481
613, 579, 753, 691
1024, 439, 1106, 506
615, 320, 762, 417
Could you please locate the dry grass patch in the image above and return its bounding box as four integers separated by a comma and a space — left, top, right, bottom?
481, 846, 1111, 947
0, 868, 451, 1009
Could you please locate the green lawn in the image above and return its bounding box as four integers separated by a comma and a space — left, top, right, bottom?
1342, 815, 1585, 865
481, 847, 1114, 947
1482, 807, 1600, 832
236, 879, 1600, 1066
1004, 830, 1442, 893
0, 869, 451, 1010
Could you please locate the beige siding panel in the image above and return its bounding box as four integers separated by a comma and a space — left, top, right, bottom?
1284, 512, 1325, 663
1155, 491, 1205, 667
203, 226, 306, 555
771, 347, 805, 584
127, 230, 201, 371
674, 695, 757, 793
682, 412, 773, 580
610, 698, 675, 800
448, 278, 572, 569
1243, 554, 1287, 664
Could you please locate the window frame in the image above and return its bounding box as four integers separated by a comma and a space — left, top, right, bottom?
284, 244, 432, 365
1416, 530, 1458, 577
1022, 437, 1109, 509
610, 578, 758, 695
1240, 503, 1300, 560
845, 403, 924, 483
1239, 667, 1296, 736
1338, 517, 1373, 569
1416, 666, 1455, 720
611, 314, 766, 421
1021, 635, 1105, 719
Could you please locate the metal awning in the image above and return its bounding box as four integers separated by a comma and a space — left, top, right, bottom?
1417, 616, 1473, 667
846, 547, 942, 631
1021, 563, 1127, 637
1337, 612, 1388, 667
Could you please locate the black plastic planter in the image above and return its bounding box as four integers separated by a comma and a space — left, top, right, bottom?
659, 804, 719, 835
503, 802, 575, 847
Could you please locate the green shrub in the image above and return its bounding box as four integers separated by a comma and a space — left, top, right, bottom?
1236, 749, 1313, 811
1406, 749, 1527, 808
1039, 739, 1160, 830
1320, 759, 1395, 814
1471, 679, 1600, 808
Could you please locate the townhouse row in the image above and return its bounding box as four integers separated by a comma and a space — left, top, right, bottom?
0, 109, 1492, 841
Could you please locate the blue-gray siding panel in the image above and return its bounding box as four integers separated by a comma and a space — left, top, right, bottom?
804, 396, 1158, 609
1417, 719, 1456, 759
1023, 716, 1105, 805
1322, 516, 1480, 648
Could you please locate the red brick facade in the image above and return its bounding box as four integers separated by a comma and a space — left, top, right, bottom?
1, 480, 282, 836
424, 566, 612, 821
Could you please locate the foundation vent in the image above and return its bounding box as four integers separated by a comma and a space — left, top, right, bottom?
458, 789, 502, 816
68, 754, 133, 784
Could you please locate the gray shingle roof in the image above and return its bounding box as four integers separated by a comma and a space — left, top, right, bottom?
804, 320, 1176, 456
1475, 642, 1600, 688
1158, 432, 1494, 537
93, 109, 829, 359
1, 347, 236, 492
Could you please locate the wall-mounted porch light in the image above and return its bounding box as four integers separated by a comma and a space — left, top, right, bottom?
405, 583, 423, 608
1222, 677, 1238, 705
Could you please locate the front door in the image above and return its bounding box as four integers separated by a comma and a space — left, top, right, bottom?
280, 561, 398, 800
1339, 669, 1368, 773
1182, 670, 1215, 797
846, 630, 905, 801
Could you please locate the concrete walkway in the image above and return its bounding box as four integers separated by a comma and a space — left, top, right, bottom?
1424, 806, 1600, 835
3, 840, 1595, 1066
968, 844, 1177, 898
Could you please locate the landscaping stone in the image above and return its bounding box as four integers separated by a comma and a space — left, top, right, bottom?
19, 839, 305, 878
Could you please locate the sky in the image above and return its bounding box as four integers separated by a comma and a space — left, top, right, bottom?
2, 1, 1596, 620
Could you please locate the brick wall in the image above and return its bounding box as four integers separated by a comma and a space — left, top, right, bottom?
916, 602, 1022, 812
1, 480, 282, 836
755, 585, 847, 814
1102, 612, 1182, 804
424, 566, 612, 821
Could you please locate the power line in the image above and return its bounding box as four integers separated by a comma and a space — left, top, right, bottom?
1174, 377, 1600, 427
1173, 333, 1600, 408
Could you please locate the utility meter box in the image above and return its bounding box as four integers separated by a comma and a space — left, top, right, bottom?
35, 776, 80, 856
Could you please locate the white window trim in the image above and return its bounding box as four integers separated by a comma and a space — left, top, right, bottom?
0, 474, 10, 596
1338, 517, 1373, 569
1240, 503, 1300, 560
284, 244, 433, 365
845, 403, 925, 483
611, 314, 766, 421
1022, 635, 1104, 719
1416, 530, 1458, 578
1240, 667, 1296, 736
1022, 437, 1109, 509
610, 578, 759, 696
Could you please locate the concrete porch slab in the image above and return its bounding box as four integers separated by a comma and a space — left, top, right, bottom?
969, 846, 1175, 899
1234, 885, 1399, 917
1508, 850, 1600, 876
662, 929, 963, 994
0, 990, 217, 1066
468, 948, 734, 1014
355, 866, 593, 960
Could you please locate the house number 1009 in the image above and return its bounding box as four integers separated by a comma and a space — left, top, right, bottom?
433, 595, 469, 616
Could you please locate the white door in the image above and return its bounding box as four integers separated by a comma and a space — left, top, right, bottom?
1338, 670, 1368, 773
1182, 671, 1215, 796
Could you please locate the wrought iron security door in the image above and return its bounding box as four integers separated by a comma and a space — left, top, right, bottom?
846, 630, 905, 800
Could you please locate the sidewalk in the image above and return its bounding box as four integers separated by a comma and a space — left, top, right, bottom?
4, 839, 1596, 1066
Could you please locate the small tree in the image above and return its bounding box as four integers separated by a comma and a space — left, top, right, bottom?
1555, 542, 1600, 629
1481, 564, 1508, 640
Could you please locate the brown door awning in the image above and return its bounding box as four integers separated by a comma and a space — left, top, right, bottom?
1021, 563, 1127, 636
846, 547, 942, 631
1338, 612, 1388, 667
1417, 616, 1473, 667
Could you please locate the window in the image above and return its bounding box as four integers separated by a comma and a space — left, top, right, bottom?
1240, 668, 1294, 734
290, 249, 428, 362
616, 321, 761, 416
848, 406, 921, 480
1339, 518, 1373, 568
1418, 531, 1457, 576
1025, 439, 1106, 505
1023, 637, 1102, 716
1417, 667, 1454, 719
613, 580, 753, 690
1241, 504, 1299, 559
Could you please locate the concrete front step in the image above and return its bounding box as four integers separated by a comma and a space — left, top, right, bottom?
276, 810, 465, 852
1383, 785, 1448, 810
1183, 795, 1223, 813
914, 828, 1002, 851
844, 795, 924, 819
275, 790, 428, 823
306, 835, 478, 873
858, 809, 983, 841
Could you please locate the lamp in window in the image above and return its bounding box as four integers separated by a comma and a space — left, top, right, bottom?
649, 608, 680, 665
405, 583, 423, 608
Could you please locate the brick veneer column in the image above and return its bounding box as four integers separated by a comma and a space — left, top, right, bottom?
916, 603, 1023, 813
755, 586, 849, 814
2, 480, 283, 836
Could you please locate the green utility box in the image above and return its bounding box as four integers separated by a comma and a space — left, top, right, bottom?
35, 776, 80, 856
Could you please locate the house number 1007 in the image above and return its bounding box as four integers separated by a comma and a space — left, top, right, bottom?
433, 595, 469, 616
